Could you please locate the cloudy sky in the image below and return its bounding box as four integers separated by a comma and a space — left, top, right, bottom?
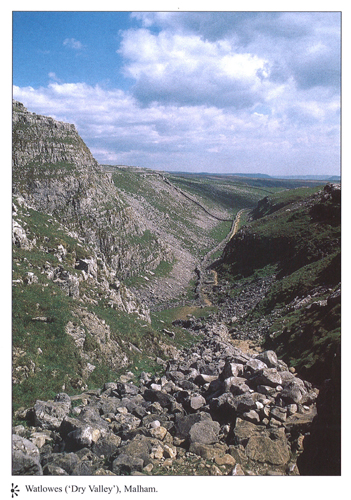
12, 10, 341, 176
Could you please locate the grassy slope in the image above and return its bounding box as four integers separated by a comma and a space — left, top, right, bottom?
167, 173, 280, 211
217, 185, 341, 384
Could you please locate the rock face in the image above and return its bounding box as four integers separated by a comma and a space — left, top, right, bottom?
12, 100, 172, 281
13, 324, 318, 476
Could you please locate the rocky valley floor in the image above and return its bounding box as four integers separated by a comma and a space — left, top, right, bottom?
13, 315, 319, 476
13, 259, 325, 477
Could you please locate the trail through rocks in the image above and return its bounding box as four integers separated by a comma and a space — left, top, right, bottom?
197, 209, 247, 307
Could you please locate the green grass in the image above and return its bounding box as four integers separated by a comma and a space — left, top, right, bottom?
167, 173, 268, 212
209, 220, 233, 242
251, 251, 340, 316
219, 186, 340, 280
124, 259, 175, 288
252, 185, 323, 220
12, 278, 80, 411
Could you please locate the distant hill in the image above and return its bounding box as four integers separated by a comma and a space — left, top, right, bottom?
272, 175, 340, 181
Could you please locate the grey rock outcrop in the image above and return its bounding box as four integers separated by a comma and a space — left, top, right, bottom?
12, 435, 43, 475
12, 100, 173, 283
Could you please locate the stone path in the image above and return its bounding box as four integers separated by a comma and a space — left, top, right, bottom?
197, 209, 247, 306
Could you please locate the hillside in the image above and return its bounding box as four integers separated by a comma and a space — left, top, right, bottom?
12, 101, 268, 410
209, 184, 341, 475
12, 101, 341, 476
213, 183, 341, 384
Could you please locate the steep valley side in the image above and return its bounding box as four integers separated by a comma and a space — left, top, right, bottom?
13, 101, 266, 407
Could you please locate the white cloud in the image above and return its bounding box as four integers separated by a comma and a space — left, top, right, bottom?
48, 72, 62, 83
11, 11, 340, 177
127, 12, 340, 95
119, 29, 270, 109
13, 80, 340, 175
63, 38, 83, 50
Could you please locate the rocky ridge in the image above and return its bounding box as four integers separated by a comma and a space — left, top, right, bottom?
13, 100, 173, 282
12, 101, 176, 394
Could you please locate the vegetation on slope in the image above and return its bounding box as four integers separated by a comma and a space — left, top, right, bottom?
12, 202, 203, 414
216, 184, 341, 384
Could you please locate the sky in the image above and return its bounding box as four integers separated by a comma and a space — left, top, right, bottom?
12, 10, 341, 176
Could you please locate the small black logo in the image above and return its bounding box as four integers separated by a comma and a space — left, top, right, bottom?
11, 484, 20, 498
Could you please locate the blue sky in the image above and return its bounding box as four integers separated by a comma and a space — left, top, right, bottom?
12, 10, 341, 175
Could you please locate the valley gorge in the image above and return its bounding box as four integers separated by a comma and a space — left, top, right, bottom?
12, 101, 341, 477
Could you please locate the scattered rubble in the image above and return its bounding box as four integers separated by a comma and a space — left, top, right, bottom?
13, 323, 318, 476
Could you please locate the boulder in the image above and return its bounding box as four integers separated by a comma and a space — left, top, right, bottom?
60, 417, 102, 451
256, 351, 279, 368
91, 433, 122, 459
120, 396, 150, 418
110, 413, 141, 436
253, 368, 282, 388
42, 464, 68, 475
279, 370, 297, 385
189, 420, 221, 445
12, 435, 43, 475
245, 435, 290, 465
231, 463, 246, 475
245, 358, 267, 375
232, 418, 262, 447
189, 442, 228, 460
257, 385, 279, 396
33, 394, 71, 430
242, 410, 261, 424
225, 377, 251, 395
41, 452, 80, 475
232, 393, 257, 413
173, 412, 212, 441
99, 397, 123, 416
114, 382, 140, 397
143, 389, 175, 410
112, 454, 144, 475
166, 370, 185, 383
189, 395, 207, 411
72, 405, 109, 430
29, 430, 53, 449
147, 426, 168, 441
116, 434, 171, 465
209, 392, 237, 419
194, 374, 218, 386
215, 454, 236, 467
220, 361, 244, 379
280, 380, 308, 404
270, 406, 287, 423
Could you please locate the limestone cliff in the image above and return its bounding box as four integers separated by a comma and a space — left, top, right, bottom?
12, 100, 172, 279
